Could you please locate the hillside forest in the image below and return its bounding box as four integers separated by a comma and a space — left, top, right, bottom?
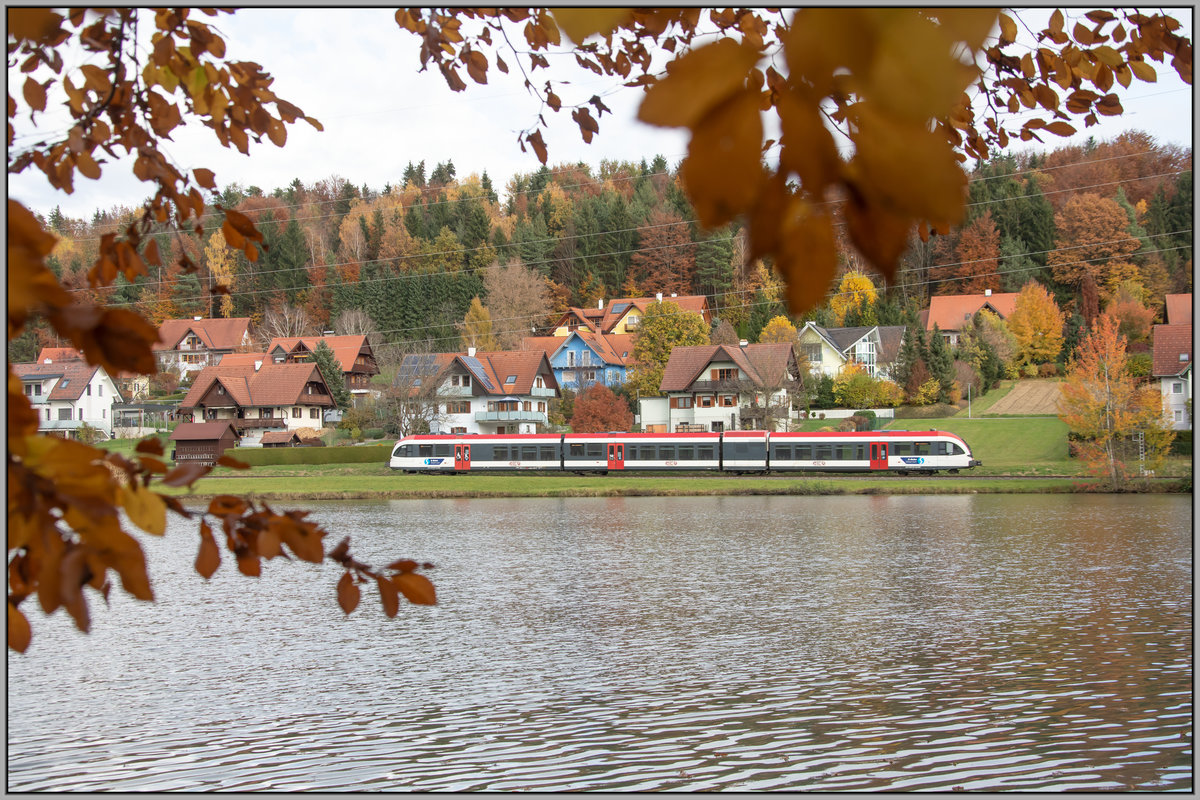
12, 129, 1192, 372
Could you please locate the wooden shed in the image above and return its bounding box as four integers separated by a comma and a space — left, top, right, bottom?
261, 430, 303, 448
169, 421, 241, 466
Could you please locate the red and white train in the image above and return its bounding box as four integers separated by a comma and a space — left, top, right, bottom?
388, 430, 981, 475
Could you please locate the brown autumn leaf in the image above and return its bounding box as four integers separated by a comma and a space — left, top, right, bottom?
8, 200, 71, 331
376, 575, 400, 618
135, 436, 165, 456
637, 38, 760, 129
208, 495, 248, 516
679, 87, 764, 228
387, 559, 418, 573
337, 571, 360, 614
235, 549, 262, 577
121, 483, 167, 536
393, 572, 437, 606
161, 461, 211, 487
551, 8, 631, 45
195, 521, 221, 579
216, 454, 250, 469
59, 544, 91, 632
8, 604, 32, 653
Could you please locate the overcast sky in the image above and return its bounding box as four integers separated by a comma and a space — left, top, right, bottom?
8, 7, 1194, 220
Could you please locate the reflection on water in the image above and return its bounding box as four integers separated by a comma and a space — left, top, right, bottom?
7, 494, 1191, 791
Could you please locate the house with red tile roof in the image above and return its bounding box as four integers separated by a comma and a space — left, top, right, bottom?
521, 330, 635, 390
551, 294, 710, 336
796, 323, 907, 380
1152, 323, 1192, 430
640, 343, 799, 432
265, 335, 380, 401
396, 348, 559, 434
153, 317, 254, 378
921, 291, 1018, 346
12, 359, 123, 440
177, 361, 335, 443
35, 346, 152, 401
1165, 293, 1192, 325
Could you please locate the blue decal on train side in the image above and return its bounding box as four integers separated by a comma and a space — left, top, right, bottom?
900, 457, 925, 465
423, 458, 445, 466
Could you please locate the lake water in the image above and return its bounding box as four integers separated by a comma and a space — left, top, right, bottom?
7, 494, 1192, 791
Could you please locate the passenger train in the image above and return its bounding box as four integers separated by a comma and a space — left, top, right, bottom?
388, 430, 981, 475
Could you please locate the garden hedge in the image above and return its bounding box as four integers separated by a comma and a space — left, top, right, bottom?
227, 443, 393, 466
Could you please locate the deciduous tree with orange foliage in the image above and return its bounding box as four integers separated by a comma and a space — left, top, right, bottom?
1047, 192, 1144, 288
938, 211, 1000, 295
570, 384, 634, 433
1058, 313, 1174, 488
1007, 281, 1066, 366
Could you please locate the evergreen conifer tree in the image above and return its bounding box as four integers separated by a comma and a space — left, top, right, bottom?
312, 340, 353, 411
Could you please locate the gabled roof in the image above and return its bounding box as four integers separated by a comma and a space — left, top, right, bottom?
261, 431, 304, 445
397, 353, 456, 387
924, 293, 1018, 332
521, 331, 635, 366
798, 323, 906, 364
154, 317, 252, 352
217, 352, 271, 367
179, 362, 332, 409
265, 335, 374, 373
396, 350, 558, 395
660, 343, 794, 393
169, 421, 240, 441
12, 360, 116, 402
1165, 294, 1192, 325
1152, 324, 1193, 377
552, 295, 710, 335
34, 347, 83, 364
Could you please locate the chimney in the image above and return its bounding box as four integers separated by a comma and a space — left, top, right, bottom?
323, 330, 334, 336
656, 292, 663, 302
598, 299, 604, 310
193, 315, 202, 321
671, 292, 677, 297
984, 289, 992, 297
739, 340, 748, 348
468, 346, 477, 358
43, 358, 52, 364
253, 360, 262, 371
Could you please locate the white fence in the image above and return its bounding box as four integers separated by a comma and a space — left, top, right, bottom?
796, 408, 895, 420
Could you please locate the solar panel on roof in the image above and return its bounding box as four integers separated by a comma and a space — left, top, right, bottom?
611, 303, 629, 314
461, 357, 495, 390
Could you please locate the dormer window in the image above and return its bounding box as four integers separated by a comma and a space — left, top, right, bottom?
505, 375, 517, 384
1181, 353, 1190, 362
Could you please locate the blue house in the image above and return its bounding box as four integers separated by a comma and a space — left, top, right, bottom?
522, 330, 635, 391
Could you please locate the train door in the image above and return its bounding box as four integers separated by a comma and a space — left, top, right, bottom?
869, 442, 889, 471
454, 442, 471, 471
607, 442, 625, 470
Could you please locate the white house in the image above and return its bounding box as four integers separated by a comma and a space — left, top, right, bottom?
796, 323, 906, 379
13, 360, 123, 440
1153, 323, 1192, 430
639, 343, 798, 433
397, 349, 559, 435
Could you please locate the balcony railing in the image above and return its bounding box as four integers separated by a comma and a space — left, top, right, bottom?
475, 410, 547, 423
530, 386, 557, 397
231, 418, 288, 431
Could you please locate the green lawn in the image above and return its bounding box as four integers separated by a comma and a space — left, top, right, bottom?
883, 416, 1073, 474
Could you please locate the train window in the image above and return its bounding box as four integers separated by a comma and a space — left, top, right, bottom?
626, 445, 638, 459
933, 442, 948, 456
540, 446, 555, 461
914, 442, 931, 456
521, 446, 538, 461
678, 446, 694, 460
795, 445, 811, 460
775, 445, 791, 459
835, 445, 852, 460
856, 444, 868, 461
893, 443, 911, 456
950, 443, 965, 455
569, 443, 584, 457
434, 444, 451, 457
698, 446, 715, 460
659, 446, 675, 460
418, 444, 433, 457
815, 445, 832, 460
586, 444, 603, 458
493, 446, 508, 461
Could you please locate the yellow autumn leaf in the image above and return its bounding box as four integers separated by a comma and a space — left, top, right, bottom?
998, 11, 1018, 44
928, 8, 998, 51
849, 104, 967, 225
551, 8, 631, 44
775, 201, 838, 314
785, 8, 876, 100
679, 88, 764, 228
776, 88, 841, 195
121, 483, 167, 536
1128, 60, 1157, 82
866, 11, 979, 123
637, 38, 761, 129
